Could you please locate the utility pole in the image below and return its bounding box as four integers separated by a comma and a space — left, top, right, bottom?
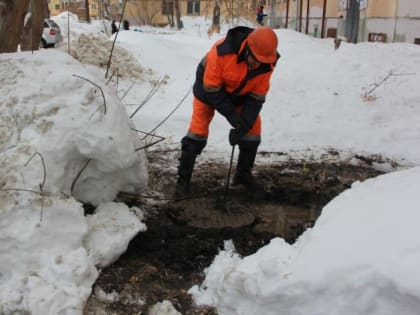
321, 0, 327, 38
345, 0, 359, 43
269, 0, 275, 28
305, 0, 310, 34
393, 0, 399, 42
299, 0, 303, 32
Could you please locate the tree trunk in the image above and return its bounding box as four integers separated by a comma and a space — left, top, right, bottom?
20, 0, 44, 51
44, 0, 49, 18
0, 0, 31, 52
212, 3, 220, 27
103, 0, 110, 20
85, 0, 90, 23
174, 0, 182, 29
167, 14, 174, 27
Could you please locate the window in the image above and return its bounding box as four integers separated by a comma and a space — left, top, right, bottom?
187, 0, 200, 15
162, 0, 173, 15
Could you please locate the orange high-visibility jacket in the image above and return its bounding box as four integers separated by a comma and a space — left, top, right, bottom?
192, 26, 279, 134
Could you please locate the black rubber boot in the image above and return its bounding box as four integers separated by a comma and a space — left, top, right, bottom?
175, 151, 197, 200
233, 147, 261, 190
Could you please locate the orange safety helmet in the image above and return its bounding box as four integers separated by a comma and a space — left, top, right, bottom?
247, 27, 278, 64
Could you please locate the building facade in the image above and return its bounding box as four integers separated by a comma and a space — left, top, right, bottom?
272, 0, 420, 43
48, 0, 420, 43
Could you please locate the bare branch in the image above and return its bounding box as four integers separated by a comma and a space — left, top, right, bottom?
130, 127, 165, 139
120, 80, 136, 101
105, 67, 120, 86
25, 151, 46, 190
144, 85, 191, 138
130, 127, 166, 151
105, 0, 128, 79
0, 187, 47, 222
24, 151, 47, 221
73, 74, 107, 116
0, 188, 41, 194
135, 137, 166, 151
88, 106, 103, 121
365, 71, 416, 96
71, 158, 92, 194
129, 76, 166, 119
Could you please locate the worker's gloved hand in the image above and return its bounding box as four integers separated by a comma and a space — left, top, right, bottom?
229, 128, 242, 146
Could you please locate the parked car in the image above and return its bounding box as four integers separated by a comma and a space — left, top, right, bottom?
40, 19, 62, 48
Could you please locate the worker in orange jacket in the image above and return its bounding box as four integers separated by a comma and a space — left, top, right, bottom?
175, 26, 280, 199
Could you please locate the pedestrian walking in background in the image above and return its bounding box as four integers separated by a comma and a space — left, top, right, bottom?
256, 6, 267, 25
111, 20, 118, 34
123, 19, 130, 30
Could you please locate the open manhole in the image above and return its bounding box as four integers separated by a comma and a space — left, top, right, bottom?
85, 152, 391, 314
168, 198, 255, 229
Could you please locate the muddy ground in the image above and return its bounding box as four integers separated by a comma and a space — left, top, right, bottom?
84, 150, 394, 315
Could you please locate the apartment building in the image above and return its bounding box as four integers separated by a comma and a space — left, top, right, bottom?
271, 0, 420, 43
48, 0, 121, 20
48, 0, 420, 44
48, 0, 62, 16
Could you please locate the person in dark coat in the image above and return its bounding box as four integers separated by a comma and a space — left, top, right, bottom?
111, 20, 118, 34
123, 19, 130, 30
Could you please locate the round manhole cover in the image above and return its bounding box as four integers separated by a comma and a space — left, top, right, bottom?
168, 198, 255, 229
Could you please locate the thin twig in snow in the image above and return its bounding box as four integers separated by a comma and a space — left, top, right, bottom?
130, 128, 166, 151
135, 138, 166, 151
73, 74, 107, 116
0, 188, 42, 194
24, 152, 47, 221
120, 80, 136, 101
365, 71, 416, 95
25, 152, 46, 190
105, 0, 128, 79
143, 85, 192, 139
129, 76, 167, 119
106, 67, 120, 86
71, 159, 92, 194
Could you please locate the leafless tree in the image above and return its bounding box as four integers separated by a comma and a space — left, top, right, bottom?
163, 0, 174, 27
20, 0, 44, 51
84, 0, 90, 23
44, 0, 50, 18
102, 0, 109, 19
0, 0, 30, 52
174, 0, 182, 29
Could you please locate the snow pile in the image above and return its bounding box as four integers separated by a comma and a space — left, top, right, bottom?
0, 50, 148, 204
2, 13, 420, 315
51, 13, 154, 81
0, 49, 147, 314
264, 30, 420, 163
67, 33, 150, 80
53, 11, 109, 39
190, 166, 420, 315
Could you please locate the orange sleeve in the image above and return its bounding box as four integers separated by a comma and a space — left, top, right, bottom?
203, 44, 224, 90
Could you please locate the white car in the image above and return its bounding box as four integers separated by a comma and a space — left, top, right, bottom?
41, 19, 62, 48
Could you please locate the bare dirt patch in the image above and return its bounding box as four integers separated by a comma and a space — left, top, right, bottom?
84, 150, 391, 315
